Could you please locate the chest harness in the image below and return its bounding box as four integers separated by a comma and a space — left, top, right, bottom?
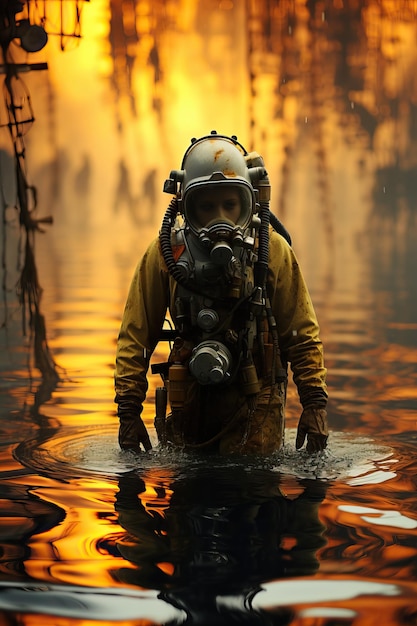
152, 141, 291, 446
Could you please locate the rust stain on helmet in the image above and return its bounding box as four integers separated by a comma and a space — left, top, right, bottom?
214, 149, 225, 161
222, 168, 237, 176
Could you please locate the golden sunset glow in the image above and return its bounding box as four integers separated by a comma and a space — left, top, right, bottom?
1, 2, 417, 624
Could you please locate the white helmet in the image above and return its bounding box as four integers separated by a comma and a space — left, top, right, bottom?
164, 132, 257, 236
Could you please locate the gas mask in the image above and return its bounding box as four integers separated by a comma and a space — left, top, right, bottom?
199, 217, 244, 266
182, 168, 253, 267
162, 133, 262, 289
164, 133, 259, 236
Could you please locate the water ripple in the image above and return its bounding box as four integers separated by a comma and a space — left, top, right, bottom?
13, 425, 394, 485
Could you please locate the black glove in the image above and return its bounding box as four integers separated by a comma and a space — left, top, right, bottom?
118, 402, 152, 452
296, 407, 328, 453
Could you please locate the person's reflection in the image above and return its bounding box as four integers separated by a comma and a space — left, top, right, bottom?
113, 464, 327, 624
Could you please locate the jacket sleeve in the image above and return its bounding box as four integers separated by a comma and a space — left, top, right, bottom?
267, 230, 328, 408
114, 238, 169, 410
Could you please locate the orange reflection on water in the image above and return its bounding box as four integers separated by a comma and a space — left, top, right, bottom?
22, 479, 117, 587
19, 466, 176, 588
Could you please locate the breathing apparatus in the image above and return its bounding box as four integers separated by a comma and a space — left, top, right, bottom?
161, 131, 290, 285
156, 131, 290, 445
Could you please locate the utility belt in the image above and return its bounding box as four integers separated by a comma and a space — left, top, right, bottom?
151, 331, 287, 445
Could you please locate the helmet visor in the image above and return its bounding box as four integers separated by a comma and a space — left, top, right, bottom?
184, 181, 254, 233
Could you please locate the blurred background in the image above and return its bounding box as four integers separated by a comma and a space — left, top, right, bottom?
2, 0, 416, 432
1, 2, 417, 623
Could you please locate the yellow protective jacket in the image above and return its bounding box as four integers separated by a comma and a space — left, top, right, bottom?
114, 230, 327, 413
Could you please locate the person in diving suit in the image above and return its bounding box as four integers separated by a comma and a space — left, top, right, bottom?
114, 131, 328, 455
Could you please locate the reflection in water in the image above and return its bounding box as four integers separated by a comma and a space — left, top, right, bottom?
0, 482, 65, 580
1, 428, 417, 623
114, 467, 326, 590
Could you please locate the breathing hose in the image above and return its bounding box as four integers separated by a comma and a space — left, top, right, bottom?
159, 197, 190, 289
255, 200, 287, 388
255, 200, 271, 290
269, 211, 292, 245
